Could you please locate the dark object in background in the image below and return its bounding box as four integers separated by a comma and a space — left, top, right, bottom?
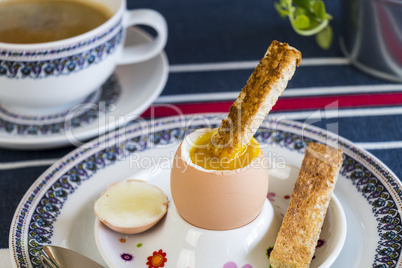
341, 0, 402, 82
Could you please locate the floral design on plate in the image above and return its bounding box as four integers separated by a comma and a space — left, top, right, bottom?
120, 253, 134, 262
223, 262, 253, 268
0, 74, 121, 136
146, 249, 167, 268
267, 192, 276, 202
316, 239, 326, 248
266, 247, 274, 259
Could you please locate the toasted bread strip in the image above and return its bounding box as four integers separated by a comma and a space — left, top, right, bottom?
270, 143, 343, 268
211, 40, 301, 159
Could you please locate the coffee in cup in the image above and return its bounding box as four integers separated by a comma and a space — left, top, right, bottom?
0, 1, 112, 44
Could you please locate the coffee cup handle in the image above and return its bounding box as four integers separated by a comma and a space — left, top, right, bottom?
117, 9, 167, 65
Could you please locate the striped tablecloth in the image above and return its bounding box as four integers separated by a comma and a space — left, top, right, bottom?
1, 0, 401, 266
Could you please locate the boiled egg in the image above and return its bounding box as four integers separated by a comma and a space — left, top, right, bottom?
94, 179, 169, 234
171, 128, 269, 230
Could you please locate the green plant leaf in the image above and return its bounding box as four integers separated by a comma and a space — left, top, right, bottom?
313, 0, 326, 21
293, 0, 315, 9
278, 0, 288, 8
274, 0, 333, 50
274, 2, 289, 18
316, 25, 333, 50
295, 6, 307, 16
294, 14, 310, 29
305, 14, 319, 29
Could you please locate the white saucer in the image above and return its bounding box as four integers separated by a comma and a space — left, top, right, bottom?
0, 27, 168, 149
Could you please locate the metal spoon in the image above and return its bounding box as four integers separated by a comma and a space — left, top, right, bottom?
39, 245, 104, 268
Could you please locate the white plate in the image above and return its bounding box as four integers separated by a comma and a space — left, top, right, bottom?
9, 114, 402, 268
94, 185, 346, 268
0, 27, 168, 149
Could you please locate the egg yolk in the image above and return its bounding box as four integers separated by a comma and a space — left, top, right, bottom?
189, 130, 260, 170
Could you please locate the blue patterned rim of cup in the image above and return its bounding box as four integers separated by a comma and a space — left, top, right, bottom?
0, 18, 123, 79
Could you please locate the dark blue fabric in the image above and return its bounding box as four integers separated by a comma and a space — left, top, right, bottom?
1, 167, 49, 248
127, 0, 343, 63
306, 115, 402, 143
365, 149, 402, 180
162, 65, 391, 96
0, 147, 72, 162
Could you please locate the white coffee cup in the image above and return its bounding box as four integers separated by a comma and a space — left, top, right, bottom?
0, 0, 167, 115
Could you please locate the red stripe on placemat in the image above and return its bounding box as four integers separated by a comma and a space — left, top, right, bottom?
275, 92, 402, 110
141, 93, 402, 117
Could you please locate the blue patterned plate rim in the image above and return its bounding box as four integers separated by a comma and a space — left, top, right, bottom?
8, 113, 402, 268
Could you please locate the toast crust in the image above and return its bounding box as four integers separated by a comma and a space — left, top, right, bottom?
270, 143, 343, 268
211, 40, 301, 160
